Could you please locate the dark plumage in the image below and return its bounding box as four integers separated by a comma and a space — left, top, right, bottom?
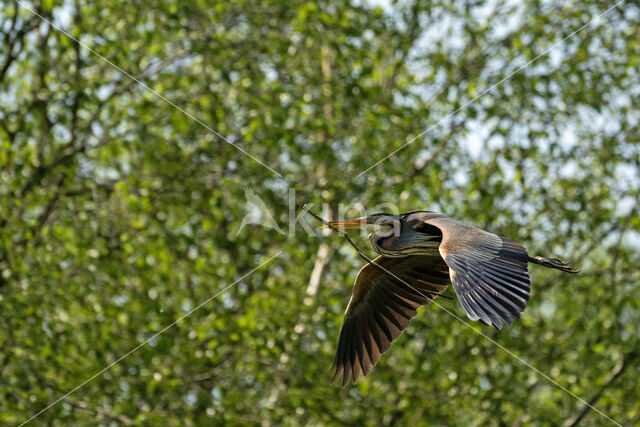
327, 211, 578, 386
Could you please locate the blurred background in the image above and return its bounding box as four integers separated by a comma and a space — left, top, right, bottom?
1, 0, 639, 425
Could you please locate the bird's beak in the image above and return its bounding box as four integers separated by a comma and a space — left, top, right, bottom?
322, 217, 368, 229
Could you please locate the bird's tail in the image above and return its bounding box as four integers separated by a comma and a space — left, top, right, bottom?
528, 256, 579, 273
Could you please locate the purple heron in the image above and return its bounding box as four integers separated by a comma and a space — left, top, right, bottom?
326, 211, 577, 385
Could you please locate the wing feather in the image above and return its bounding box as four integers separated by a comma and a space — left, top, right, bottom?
330, 255, 450, 385
422, 214, 531, 330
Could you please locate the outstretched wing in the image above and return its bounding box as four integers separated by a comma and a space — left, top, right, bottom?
331, 255, 450, 386
422, 215, 531, 330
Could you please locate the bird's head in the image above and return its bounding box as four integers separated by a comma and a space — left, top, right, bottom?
326, 212, 441, 257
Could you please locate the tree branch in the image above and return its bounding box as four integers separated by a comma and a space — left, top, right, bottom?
563, 351, 638, 427
0, 5, 36, 82
306, 242, 331, 296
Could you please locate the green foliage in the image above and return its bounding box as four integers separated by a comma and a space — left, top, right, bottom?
1, 0, 639, 425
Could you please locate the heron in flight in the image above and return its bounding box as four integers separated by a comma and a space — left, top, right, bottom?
325, 211, 577, 386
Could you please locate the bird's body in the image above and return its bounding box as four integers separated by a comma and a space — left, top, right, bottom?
327, 211, 577, 385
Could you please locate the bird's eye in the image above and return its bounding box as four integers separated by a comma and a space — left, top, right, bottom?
367, 216, 382, 224
367, 214, 395, 227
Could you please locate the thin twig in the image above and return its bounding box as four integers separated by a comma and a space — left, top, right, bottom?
563, 351, 638, 427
